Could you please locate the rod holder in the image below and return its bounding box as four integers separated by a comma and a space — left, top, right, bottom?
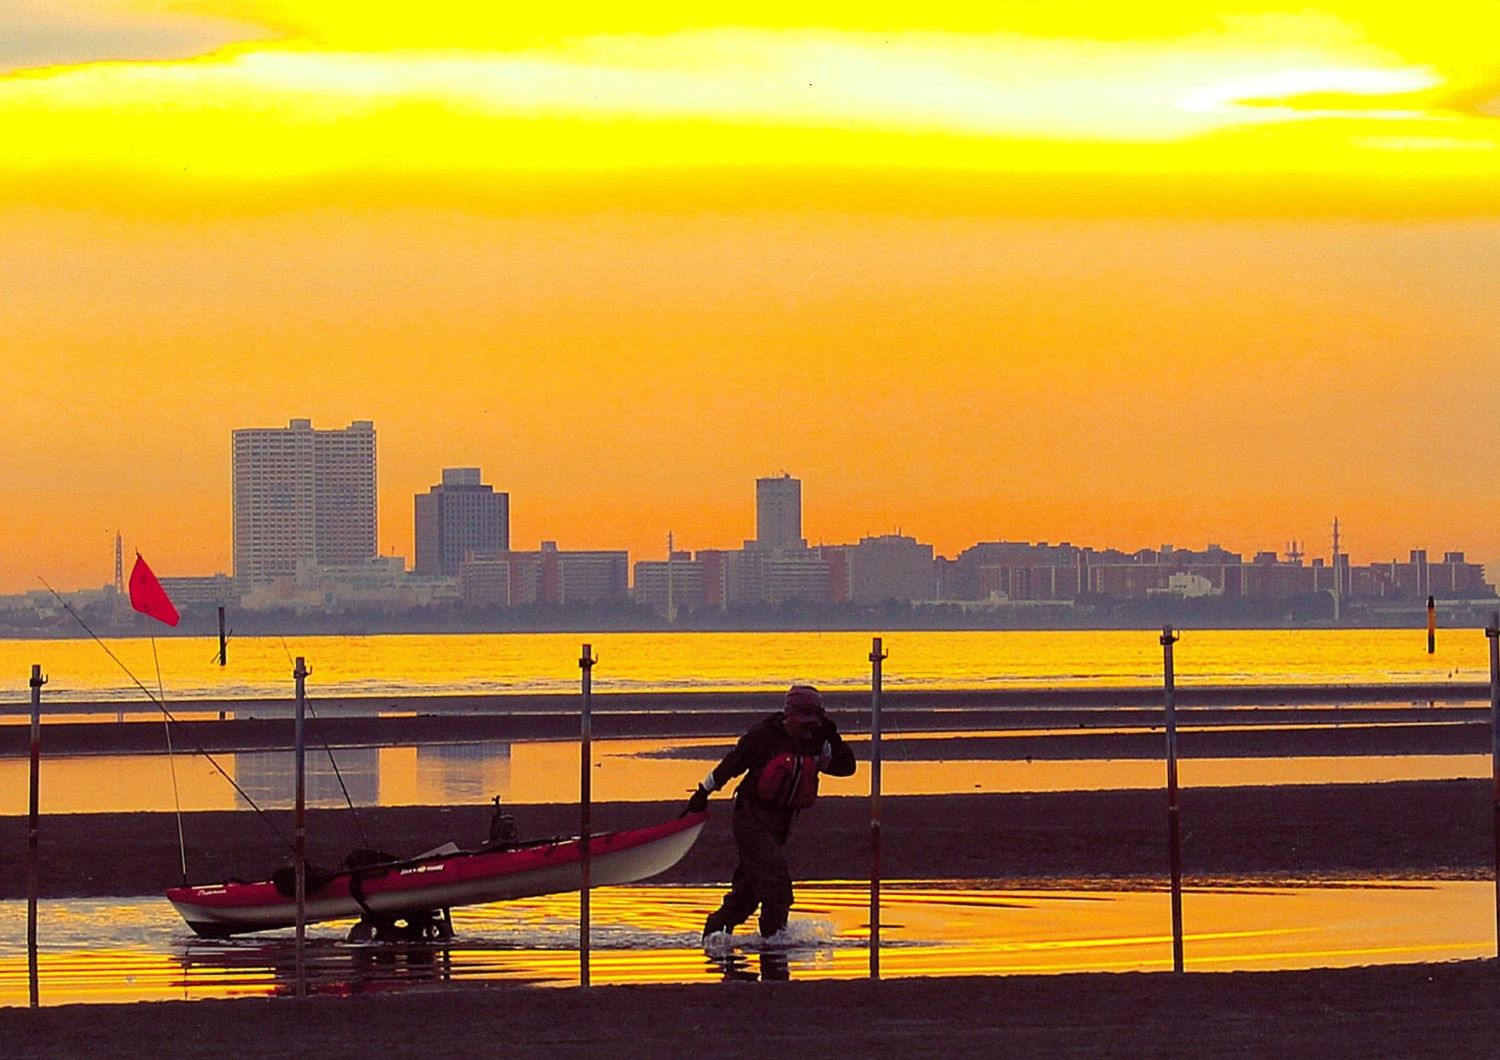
579, 643, 597, 988
1486, 614, 1499, 958
1161, 625, 1184, 974
27, 664, 46, 1009
293, 656, 309, 999
869, 636, 887, 980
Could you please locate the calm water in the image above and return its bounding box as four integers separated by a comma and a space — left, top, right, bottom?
6, 629, 1487, 1007
0, 736, 1487, 815
0, 881, 1488, 1005
1, 629, 1489, 704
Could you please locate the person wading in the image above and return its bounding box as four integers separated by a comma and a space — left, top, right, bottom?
686, 684, 856, 942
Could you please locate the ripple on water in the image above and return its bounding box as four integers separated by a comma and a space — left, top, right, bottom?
0, 879, 1495, 1006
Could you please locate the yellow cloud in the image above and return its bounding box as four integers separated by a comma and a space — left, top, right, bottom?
144, 1, 1499, 58
0, 5, 1494, 217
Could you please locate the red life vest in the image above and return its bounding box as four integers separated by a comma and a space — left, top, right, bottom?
755, 752, 820, 809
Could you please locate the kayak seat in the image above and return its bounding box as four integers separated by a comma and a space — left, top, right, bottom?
270, 863, 339, 898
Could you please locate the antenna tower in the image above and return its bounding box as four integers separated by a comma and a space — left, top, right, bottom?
1330, 517, 1342, 621
114, 531, 124, 593
665, 531, 676, 624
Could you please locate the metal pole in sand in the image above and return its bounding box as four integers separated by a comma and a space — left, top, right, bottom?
1161, 625, 1184, 974
293, 656, 309, 999
1428, 596, 1437, 655
27, 663, 46, 1009
869, 636, 886, 980
579, 643, 596, 989
217, 606, 227, 668
1487, 612, 1499, 958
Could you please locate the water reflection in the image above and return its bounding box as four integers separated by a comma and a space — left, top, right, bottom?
225, 744, 511, 808
234, 748, 381, 807
0, 737, 1487, 815
415, 743, 511, 803
710, 951, 800, 982
0, 880, 1491, 1006
3, 629, 1490, 703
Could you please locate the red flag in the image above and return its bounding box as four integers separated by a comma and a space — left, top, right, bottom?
128, 554, 179, 627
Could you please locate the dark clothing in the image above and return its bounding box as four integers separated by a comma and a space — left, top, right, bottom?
707, 711, 857, 803
706, 798, 797, 938
703, 712, 855, 938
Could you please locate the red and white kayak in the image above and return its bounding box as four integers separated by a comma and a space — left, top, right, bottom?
167, 812, 707, 938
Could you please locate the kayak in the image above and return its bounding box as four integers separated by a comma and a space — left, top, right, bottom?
167, 812, 707, 938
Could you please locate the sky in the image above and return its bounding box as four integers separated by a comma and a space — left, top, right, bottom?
1, 1, 1497, 592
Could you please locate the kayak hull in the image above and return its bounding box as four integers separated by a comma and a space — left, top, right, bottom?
167, 813, 707, 937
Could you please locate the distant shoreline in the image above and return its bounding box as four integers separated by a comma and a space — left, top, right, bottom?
4, 610, 1493, 638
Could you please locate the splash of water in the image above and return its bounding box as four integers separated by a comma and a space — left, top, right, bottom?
703, 916, 837, 955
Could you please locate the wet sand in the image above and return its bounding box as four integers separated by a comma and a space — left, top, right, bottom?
3, 780, 1490, 899
11, 960, 1500, 1058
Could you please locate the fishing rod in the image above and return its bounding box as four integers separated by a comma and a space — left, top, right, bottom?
40, 580, 295, 855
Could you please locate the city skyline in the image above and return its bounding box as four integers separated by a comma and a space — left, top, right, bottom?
20, 431, 1492, 596
2, 4, 1497, 595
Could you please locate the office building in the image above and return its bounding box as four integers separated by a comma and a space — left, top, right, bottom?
633, 550, 705, 616
752, 474, 805, 551
414, 467, 510, 576
232, 418, 377, 587
462, 542, 629, 608
847, 534, 936, 603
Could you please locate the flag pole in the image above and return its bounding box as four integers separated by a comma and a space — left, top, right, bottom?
151, 636, 188, 885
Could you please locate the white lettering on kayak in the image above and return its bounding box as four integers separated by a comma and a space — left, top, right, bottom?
398, 863, 445, 876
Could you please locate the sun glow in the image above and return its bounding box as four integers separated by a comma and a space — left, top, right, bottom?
2, 2, 1499, 592
2, 8, 1497, 196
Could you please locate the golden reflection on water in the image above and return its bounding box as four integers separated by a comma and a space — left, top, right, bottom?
1, 881, 1492, 1006
2, 629, 1489, 703
0, 736, 1487, 814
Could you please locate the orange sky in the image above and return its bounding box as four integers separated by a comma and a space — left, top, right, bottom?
1, 2, 1497, 591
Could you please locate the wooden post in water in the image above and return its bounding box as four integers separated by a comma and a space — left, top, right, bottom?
1428, 596, 1437, 655
1487, 612, 1500, 958
868, 636, 886, 980
217, 606, 227, 667
579, 643, 596, 989
1161, 625, 1185, 974
293, 656, 309, 999
27, 663, 46, 1009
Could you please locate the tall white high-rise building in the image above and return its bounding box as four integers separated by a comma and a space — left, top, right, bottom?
232, 419, 377, 587
753, 473, 805, 551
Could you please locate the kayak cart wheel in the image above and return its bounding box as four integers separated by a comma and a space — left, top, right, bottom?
346, 907, 454, 943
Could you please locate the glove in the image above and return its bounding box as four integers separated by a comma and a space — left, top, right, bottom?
819, 716, 842, 768
683, 785, 710, 816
